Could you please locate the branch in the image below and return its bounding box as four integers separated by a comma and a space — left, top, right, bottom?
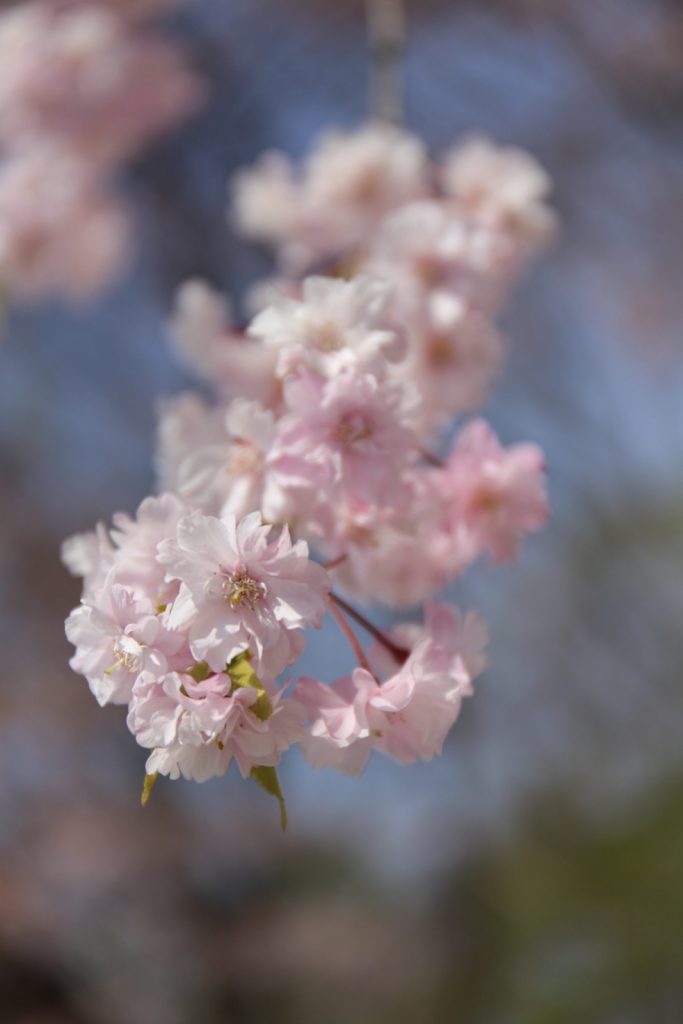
365, 0, 406, 124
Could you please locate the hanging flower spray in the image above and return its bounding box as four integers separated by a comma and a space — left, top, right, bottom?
64, 0, 554, 825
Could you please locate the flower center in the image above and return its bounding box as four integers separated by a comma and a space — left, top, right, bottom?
414, 253, 448, 287
335, 412, 374, 449
314, 320, 344, 353
108, 642, 142, 675
222, 569, 265, 609
349, 165, 382, 204
225, 441, 262, 477
467, 481, 502, 516
426, 332, 455, 367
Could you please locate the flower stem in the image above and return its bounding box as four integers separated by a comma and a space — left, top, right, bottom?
330, 592, 410, 664
322, 554, 349, 571
329, 599, 373, 674
420, 447, 445, 468
365, 0, 405, 125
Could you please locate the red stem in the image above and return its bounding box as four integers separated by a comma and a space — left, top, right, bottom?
329, 600, 373, 673
322, 554, 349, 571
420, 447, 445, 468
330, 592, 410, 665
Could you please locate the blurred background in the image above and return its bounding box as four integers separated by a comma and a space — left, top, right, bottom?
2, 0, 683, 1020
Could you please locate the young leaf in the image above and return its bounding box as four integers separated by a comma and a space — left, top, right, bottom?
140, 772, 158, 807
251, 765, 288, 831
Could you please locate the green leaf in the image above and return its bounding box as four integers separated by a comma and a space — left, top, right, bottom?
188, 661, 211, 682
140, 772, 158, 807
251, 765, 288, 831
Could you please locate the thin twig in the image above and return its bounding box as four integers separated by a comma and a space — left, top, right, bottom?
365, 0, 406, 124
322, 554, 349, 571
420, 447, 445, 469
331, 592, 410, 664
329, 598, 373, 673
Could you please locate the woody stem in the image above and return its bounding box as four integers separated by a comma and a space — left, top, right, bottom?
365, 0, 406, 125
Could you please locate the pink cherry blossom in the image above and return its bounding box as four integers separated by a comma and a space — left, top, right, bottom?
269, 368, 420, 518
61, 523, 117, 599
0, 150, 130, 302
398, 292, 504, 437
156, 393, 231, 515
295, 671, 375, 776
129, 669, 305, 781
109, 493, 187, 602
365, 198, 509, 315
62, 120, 554, 811
233, 123, 429, 272
441, 135, 557, 253
170, 280, 280, 405
158, 510, 330, 676
65, 584, 186, 706
248, 275, 404, 379
0, 2, 202, 166
296, 601, 487, 774
437, 419, 549, 562
156, 395, 276, 520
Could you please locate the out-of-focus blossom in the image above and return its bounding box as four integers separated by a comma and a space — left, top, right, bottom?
395, 291, 505, 436
0, 2, 201, 166
233, 123, 429, 272
0, 151, 129, 301
436, 419, 549, 562
170, 280, 280, 404
441, 135, 557, 255
365, 199, 509, 314
249, 275, 404, 379
0, 0, 203, 305
157, 394, 277, 520
56, 0, 182, 21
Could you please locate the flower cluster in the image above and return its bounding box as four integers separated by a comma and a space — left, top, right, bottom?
65, 123, 552, 823
0, 0, 202, 303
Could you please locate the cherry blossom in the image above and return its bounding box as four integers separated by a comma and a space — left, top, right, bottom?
436, 419, 549, 562
0, 0, 202, 304
268, 367, 420, 520
248, 275, 404, 379
232, 123, 429, 272
0, 2, 201, 166
441, 135, 557, 254
129, 669, 305, 782
158, 510, 330, 675
63, 120, 554, 818
170, 280, 280, 405
0, 151, 130, 302
65, 585, 186, 707
296, 602, 487, 775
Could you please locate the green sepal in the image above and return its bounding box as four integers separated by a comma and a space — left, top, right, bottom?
251, 765, 288, 832
226, 651, 259, 688
140, 772, 158, 807
188, 660, 211, 682
227, 652, 272, 721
